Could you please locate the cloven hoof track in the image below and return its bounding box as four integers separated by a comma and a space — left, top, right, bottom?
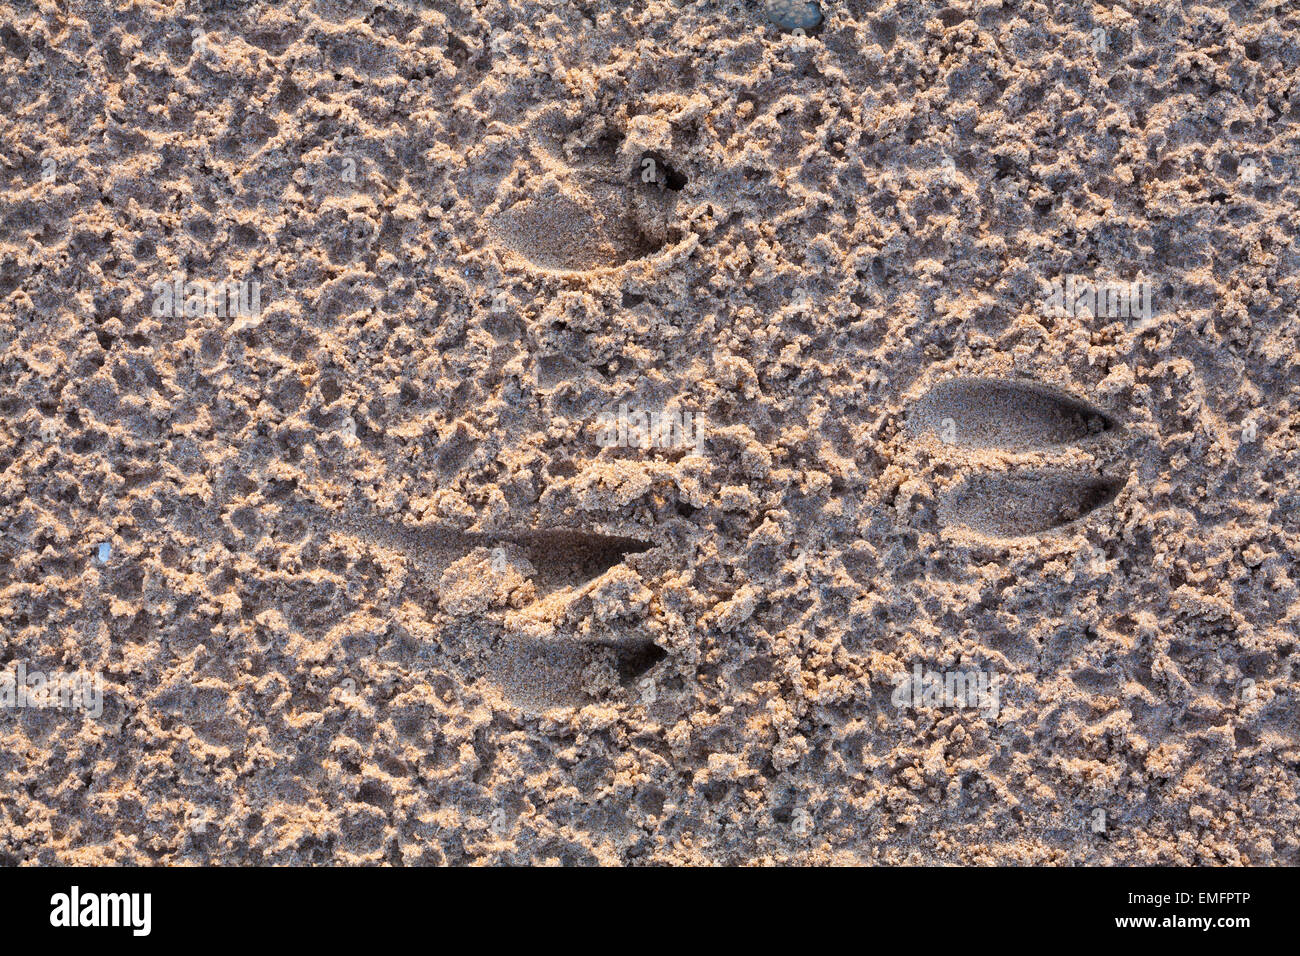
907, 377, 1123, 537
908, 377, 1115, 450
489, 158, 681, 274
481, 111, 685, 275
325, 507, 662, 710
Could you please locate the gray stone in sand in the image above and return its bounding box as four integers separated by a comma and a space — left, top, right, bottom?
766, 0, 823, 32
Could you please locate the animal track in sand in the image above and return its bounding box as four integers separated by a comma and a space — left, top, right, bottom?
489, 181, 654, 272
315, 506, 664, 712
907, 377, 1114, 451
480, 115, 686, 274
907, 377, 1125, 538
490, 635, 666, 712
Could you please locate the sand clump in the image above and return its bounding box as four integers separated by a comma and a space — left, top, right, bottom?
0, 1, 1298, 866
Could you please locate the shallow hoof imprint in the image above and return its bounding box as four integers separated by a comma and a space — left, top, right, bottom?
490, 185, 653, 273
905, 376, 1126, 538
318, 505, 663, 710
908, 377, 1114, 450
487, 142, 684, 275
939, 472, 1123, 538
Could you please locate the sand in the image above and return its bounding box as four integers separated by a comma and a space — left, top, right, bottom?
0, 0, 1297, 865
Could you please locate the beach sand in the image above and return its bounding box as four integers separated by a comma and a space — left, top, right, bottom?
0, 0, 1297, 864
